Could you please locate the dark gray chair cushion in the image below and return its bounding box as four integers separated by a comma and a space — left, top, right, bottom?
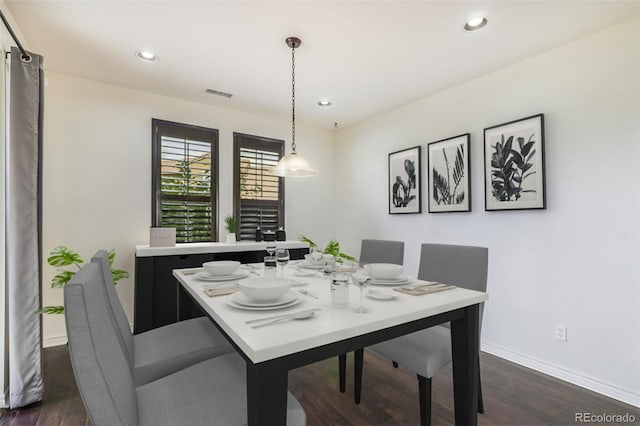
359, 239, 404, 265
132, 317, 234, 386
137, 352, 306, 426
91, 250, 234, 386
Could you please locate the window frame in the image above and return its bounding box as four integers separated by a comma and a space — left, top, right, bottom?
233, 132, 285, 240
151, 118, 219, 242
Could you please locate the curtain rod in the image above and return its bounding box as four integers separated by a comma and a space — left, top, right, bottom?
0, 8, 31, 62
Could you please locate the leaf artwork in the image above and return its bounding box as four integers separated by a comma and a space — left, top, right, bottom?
392, 159, 417, 208
432, 145, 465, 205
490, 133, 537, 202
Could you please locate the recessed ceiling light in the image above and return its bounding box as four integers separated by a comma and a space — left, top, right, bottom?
136, 50, 159, 62
318, 99, 332, 107
464, 16, 488, 31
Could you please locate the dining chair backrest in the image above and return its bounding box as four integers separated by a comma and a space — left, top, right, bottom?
360, 239, 405, 265
91, 250, 134, 365
417, 243, 488, 328
65, 262, 138, 426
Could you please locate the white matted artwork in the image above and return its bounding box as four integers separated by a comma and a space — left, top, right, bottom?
484, 114, 546, 211
427, 133, 471, 213
388, 146, 421, 214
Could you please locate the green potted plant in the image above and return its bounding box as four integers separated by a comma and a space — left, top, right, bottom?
298, 235, 356, 263
224, 215, 238, 243
41, 246, 129, 314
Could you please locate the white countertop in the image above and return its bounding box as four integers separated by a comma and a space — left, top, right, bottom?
174, 262, 488, 363
136, 240, 309, 257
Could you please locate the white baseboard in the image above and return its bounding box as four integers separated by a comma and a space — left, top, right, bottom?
482, 341, 640, 408
43, 334, 67, 348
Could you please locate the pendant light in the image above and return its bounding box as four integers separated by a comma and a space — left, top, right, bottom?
271, 36, 317, 177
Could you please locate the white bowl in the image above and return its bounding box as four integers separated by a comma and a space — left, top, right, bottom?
364, 263, 403, 280
238, 277, 291, 302
202, 260, 240, 276
304, 253, 323, 265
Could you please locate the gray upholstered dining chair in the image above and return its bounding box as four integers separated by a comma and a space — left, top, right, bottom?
359, 239, 405, 265
65, 261, 306, 426
91, 250, 235, 386
364, 243, 488, 426
338, 239, 405, 398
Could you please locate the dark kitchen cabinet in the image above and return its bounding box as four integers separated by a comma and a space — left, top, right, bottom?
134, 245, 308, 334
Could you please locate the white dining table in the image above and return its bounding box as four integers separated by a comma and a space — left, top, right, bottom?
174, 262, 488, 426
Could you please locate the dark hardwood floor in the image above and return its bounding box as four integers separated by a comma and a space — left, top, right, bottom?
1, 345, 638, 425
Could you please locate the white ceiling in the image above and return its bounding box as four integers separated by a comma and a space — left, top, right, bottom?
5, 1, 640, 129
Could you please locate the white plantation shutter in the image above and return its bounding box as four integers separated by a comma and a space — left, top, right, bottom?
234, 133, 284, 241
152, 120, 218, 242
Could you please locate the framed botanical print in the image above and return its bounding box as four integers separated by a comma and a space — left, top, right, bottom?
484, 114, 546, 211
389, 146, 421, 214
427, 134, 471, 213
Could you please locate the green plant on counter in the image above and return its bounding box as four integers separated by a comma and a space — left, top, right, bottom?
298, 235, 356, 263
40, 246, 129, 314
224, 215, 238, 233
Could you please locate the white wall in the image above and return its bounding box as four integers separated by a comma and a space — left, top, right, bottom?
335, 18, 640, 406
42, 72, 336, 344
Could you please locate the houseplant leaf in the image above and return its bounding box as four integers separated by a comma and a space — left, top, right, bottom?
39, 306, 65, 315
51, 271, 75, 288
111, 268, 129, 283
47, 246, 83, 268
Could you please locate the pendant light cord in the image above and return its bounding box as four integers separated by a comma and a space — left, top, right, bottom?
291, 44, 297, 153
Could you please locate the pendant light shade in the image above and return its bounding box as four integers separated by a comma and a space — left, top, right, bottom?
271, 36, 317, 177
271, 152, 317, 177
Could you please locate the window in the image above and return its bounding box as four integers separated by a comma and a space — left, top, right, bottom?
152, 119, 218, 242
233, 133, 284, 240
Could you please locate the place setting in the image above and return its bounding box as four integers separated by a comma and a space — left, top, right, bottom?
226, 276, 306, 311
362, 263, 414, 286
195, 260, 250, 282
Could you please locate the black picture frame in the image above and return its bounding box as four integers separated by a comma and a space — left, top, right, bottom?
427, 133, 471, 213
388, 146, 422, 214
483, 114, 546, 211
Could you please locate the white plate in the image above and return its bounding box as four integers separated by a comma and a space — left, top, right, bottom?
297, 262, 321, 270
368, 275, 413, 286
226, 295, 303, 311
366, 290, 398, 300
232, 290, 299, 308
294, 270, 316, 277
195, 271, 250, 282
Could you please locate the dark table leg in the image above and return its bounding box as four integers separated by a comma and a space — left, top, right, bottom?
450, 303, 480, 426
246, 358, 289, 426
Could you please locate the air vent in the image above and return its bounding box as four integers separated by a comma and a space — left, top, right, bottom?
205, 88, 233, 98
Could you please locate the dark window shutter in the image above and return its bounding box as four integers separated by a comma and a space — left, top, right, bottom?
152, 119, 218, 243
234, 133, 284, 241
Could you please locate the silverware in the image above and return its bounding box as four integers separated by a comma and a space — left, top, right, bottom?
401, 282, 445, 291
202, 282, 239, 290
251, 310, 317, 328
245, 308, 321, 324
298, 289, 318, 299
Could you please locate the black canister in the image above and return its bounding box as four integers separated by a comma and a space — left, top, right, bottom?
255, 227, 263, 242
276, 227, 286, 241
263, 231, 276, 242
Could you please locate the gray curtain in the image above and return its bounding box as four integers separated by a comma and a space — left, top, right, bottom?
7, 47, 44, 408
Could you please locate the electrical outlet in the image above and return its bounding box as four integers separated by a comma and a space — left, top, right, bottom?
555, 324, 567, 342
